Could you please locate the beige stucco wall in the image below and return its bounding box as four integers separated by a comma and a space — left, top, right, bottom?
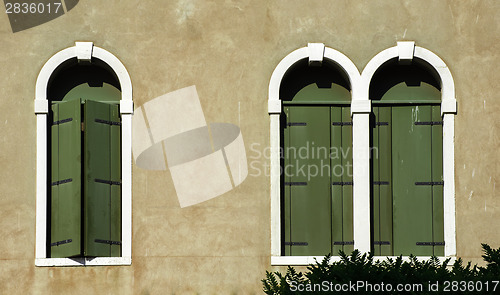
0, 0, 498, 293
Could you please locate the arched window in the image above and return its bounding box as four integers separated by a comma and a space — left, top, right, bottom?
269, 44, 361, 264
49, 62, 122, 258
369, 60, 444, 256
35, 42, 133, 266
361, 42, 457, 259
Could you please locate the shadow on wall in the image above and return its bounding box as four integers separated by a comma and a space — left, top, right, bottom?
133, 86, 249, 208
4, 0, 79, 33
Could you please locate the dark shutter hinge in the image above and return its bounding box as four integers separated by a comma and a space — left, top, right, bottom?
332, 122, 352, 126
373, 181, 389, 185
375, 122, 389, 126
95, 239, 122, 245
284, 182, 307, 186
95, 119, 121, 126
52, 118, 73, 125
284, 242, 308, 246
332, 181, 353, 186
51, 178, 72, 186
373, 241, 391, 245
51, 239, 72, 246
414, 121, 443, 126
415, 181, 444, 186
287, 122, 307, 126
333, 241, 354, 245
416, 242, 445, 246
95, 179, 121, 185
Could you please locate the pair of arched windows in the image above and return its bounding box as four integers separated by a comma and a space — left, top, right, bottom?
269, 42, 457, 264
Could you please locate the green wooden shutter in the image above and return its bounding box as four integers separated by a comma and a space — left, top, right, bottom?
392, 105, 434, 256
50, 99, 82, 258
283, 106, 331, 256
83, 100, 121, 257
331, 107, 353, 255
372, 106, 393, 256
373, 105, 443, 256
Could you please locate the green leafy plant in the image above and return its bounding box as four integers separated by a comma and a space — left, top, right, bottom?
263, 244, 500, 294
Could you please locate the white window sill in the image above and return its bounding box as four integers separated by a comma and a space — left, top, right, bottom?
271, 256, 456, 266
35, 257, 131, 267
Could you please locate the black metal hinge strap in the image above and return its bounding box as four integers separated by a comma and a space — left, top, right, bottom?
376, 122, 389, 126
95, 239, 122, 245
52, 118, 73, 125
373, 241, 391, 245
415, 182, 444, 186
95, 119, 121, 126
284, 242, 308, 246
51, 239, 72, 246
414, 121, 443, 126
373, 181, 389, 185
332, 122, 353, 126
284, 182, 307, 186
95, 179, 121, 185
51, 178, 72, 186
287, 122, 307, 126
332, 182, 353, 186
333, 241, 354, 245
416, 242, 445, 246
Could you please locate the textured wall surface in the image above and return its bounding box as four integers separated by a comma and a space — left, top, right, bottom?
0, 0, 498, 293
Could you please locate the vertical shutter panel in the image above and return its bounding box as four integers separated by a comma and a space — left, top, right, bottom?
50, 99, 82, 258
431, 106, 444, 256
84, 100, 121, 257
372, 106, 393, 255
330, 107, 343, 255
372, 107, 381, 256
283, 107, 292, 256
377, 107, 393, 256
286, 106, 331, 256
392, 105, 433, 256
341, 106, 353, 254
109, 104, 122, 257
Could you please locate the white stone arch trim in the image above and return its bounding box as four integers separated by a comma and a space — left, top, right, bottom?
34, 42, 133, 266
359, 41, 457, 258
268, 43, 361, 113
360, 42, 457, 114
269, 44, 362, 265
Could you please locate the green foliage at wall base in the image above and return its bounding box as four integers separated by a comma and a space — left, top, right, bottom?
263, 244, 500, 294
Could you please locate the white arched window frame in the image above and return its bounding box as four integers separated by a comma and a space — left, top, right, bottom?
359, 42, 457, 260
269, 42, 457, 265
269, 43, 363, 265
34, 42, 133, 266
